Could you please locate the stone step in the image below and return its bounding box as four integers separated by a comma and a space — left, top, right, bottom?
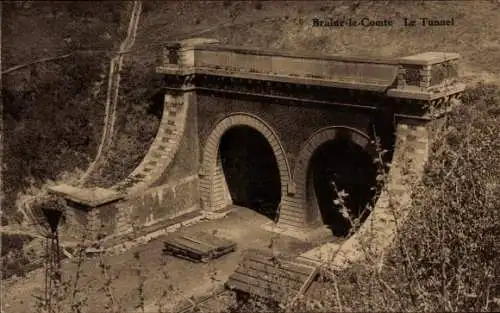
163, 127, 173, 135
277, 215, 305, 228
107, 101, 187, 197
276, 222, 308, 233
279, 209, 304, 218
282, 206, 305, 215
278, 217, 306, 228
159, 151, 174, 161
150, 151, 162, 158
162, 136, 177, 144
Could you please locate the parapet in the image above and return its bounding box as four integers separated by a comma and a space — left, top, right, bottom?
388, 51, 465, 100
48, 184, 123, 208
157, 38, 465, 100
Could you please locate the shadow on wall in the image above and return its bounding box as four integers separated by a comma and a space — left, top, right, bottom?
219, 125, 281, 220
309, 137, 378, 237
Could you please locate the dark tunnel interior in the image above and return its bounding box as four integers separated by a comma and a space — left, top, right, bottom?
309, 137, 378, 237
219, 126, 281, 220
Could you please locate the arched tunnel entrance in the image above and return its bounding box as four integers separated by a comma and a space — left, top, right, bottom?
219, 126, 281, 220
308, 137, 378, 237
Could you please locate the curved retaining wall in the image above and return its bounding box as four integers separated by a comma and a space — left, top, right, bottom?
53, 92, 195, 242
111, 93, 189, 196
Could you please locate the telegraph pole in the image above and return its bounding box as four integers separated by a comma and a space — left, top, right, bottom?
41, 207, 63, 313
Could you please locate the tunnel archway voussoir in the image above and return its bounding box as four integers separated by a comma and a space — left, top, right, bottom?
200, 113, 292, 215
292, 126, 376, 230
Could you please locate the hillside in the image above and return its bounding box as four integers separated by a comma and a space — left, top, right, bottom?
2, 1, 126, 223
3, 0, 500, 225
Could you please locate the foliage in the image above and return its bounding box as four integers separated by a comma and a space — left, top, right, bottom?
2, 1, 161, 222
2, 2, 125, 223
377, 83, 500, 312
84, 57, 163, 187
301, 83, 499, 312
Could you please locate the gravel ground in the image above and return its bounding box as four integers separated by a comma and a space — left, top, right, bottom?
4, 206, 332, 313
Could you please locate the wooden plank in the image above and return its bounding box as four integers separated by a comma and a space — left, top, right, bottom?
228, 272, 291, 295
226, 279, 271, 299
172, 236, 213, 254
212, 246, 236, 257
234, 267, 303, 291
174, 286, 228, 313
165, 238, 206, 255
241, 258, 309, 281
181, 235, 216, 251
181, 235, 214, 247
244, 250, 314, 276
238, 259, 307, 284
164, 239, 210, 262
193, 232, 236, 249
164, 246, 202, 261
186, 232, 237, 255
213, 242, 237, 252
226, 276, 284, 300
243, 248, 275, 259
165, 238, 203, 254
225, 249, 320, 304
187, 232, 220, 247
291, 266, 318, 305
164, 232, 237, 263
164, 239, 205, 256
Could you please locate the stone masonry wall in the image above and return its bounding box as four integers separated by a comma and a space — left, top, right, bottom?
152, 92, 200, 187
112, 175, 199, 236
107, 91, 201, 238
59, 91, 202, 242
59, 204, 91, 242
197, 92, 373, 171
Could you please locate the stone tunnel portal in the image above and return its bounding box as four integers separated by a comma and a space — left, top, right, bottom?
307, 136, 378, 237
219, 126, 281, 220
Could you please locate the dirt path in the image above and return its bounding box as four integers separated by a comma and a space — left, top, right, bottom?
79, 1, 143, 185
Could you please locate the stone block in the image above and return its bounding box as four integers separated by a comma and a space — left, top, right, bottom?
174, 179, 199, 213
97, 204, 118, 235
152, 187, 175, 220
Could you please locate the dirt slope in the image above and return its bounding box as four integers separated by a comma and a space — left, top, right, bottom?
137, 1, 500, 78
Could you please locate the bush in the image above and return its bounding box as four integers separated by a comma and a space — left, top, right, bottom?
328, 84, 500, 312
231, 84, 500, 313
2, 2, 125, 222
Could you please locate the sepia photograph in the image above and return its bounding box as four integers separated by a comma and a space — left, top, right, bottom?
1, 1, 499, 312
